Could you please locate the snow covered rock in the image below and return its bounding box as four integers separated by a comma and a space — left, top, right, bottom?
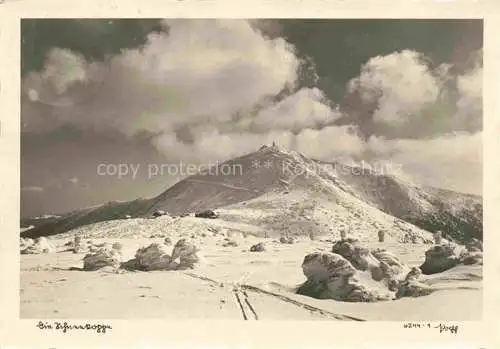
250, 242, 266, 252
171, 239, 204, 269
367, 248, 407, 290
298, 239, 428, 302
123, 243, 176, 271
72, 236, 89, 253
340, 230, 347, 240
301, 252, 356, 282
371, 248, 405, 270
195, 210, 219, 219
395, 267, 434, 298
331, 239, 379, 272
152, 210, 167, 218
459, 250, 483, 265
378, 230, 385, 242
20, 238, 34, 250
280, 236, 296, 244
83, 247, 122, 271
420, 241, 482, 274
405, 266, 423, 282
297, 252, 394, 302
21, 237, 55, 254
396, 279, 434, 298
308, 231, 317, 241
420, 243, 463, 275
87, 241, 112, 253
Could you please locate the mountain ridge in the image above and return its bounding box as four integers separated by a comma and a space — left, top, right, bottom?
21, 146, 482, 243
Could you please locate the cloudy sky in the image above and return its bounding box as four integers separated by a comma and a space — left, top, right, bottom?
21, 19, 483, 217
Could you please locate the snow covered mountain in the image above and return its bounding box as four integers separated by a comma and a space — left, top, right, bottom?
21, 145, 482, 243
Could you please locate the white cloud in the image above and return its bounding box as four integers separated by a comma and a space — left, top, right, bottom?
22, 19, 301, 146
348, 50, 440, 126
153, 127, 296, 164
454, 57, 482, 130
346, 48, 483, 139
250, 87, 341, 132
117, 19, 300, 127
41, 48, 89, 94
21, 21, 482, 196
367, 132, 482, 194
295, 126, 366, 160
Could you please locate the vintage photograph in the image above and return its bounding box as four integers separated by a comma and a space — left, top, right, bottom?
19, 19, 483, 320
